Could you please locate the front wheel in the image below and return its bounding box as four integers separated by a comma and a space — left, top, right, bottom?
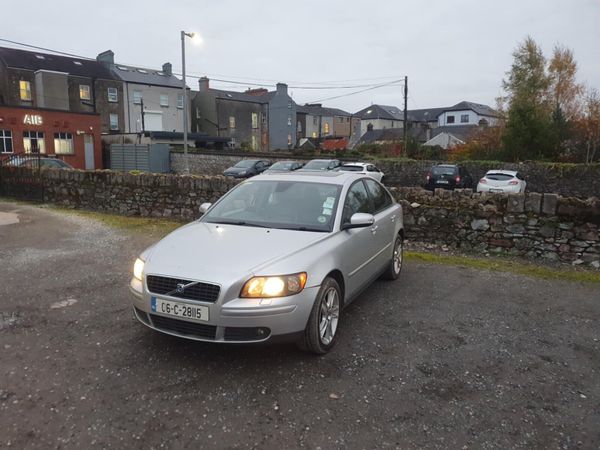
383, 234, 403, 280
297, 277, 341, 354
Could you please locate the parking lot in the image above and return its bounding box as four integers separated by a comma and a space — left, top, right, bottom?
1, 201, 599, 449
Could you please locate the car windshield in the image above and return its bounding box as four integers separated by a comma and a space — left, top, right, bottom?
268, 162, 294, 170
302, 160, 331, 170
338, 165, 363, 172
234, 160, 257, 169
486, 173, 514, 181
202, 180, 341, 232
432, 166, 457, 176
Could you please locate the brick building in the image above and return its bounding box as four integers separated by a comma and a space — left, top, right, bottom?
0, 105, 102, 169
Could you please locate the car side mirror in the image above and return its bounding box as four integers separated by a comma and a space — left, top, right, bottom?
199, 203, 212, 214
341, 213, 375, 230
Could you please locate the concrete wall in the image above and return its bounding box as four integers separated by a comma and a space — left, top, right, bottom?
267, 84, 296, 150
1, 168, 598, 267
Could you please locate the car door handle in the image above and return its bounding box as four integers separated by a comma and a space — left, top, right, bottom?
390, 215, 396, 222
371, 225, 378, 234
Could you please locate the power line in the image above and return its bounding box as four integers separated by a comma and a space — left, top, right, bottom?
0, 38, 406, 91
307, 79, 405, 103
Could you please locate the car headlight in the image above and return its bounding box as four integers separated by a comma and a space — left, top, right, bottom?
133, 258, 145, 281
240, 273, 307, 298
239, 171, 247, 175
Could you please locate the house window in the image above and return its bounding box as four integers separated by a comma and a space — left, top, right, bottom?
54, 132, 74, 155
133, 90, 142, 104
461, 114, 469, 123
446, 115, 455, 124
160, 94, 169, 107
251, 113, 258, 129
313, 116, 318, 126
107, 87, 118, 103
109, 114, 119, 130
23, 131, 45, 153
261, 113, 266, 125
338, 117, 344, 123
311, 132, 317, 138
229, 116, 236, 129
196, 107, 201, 119
251, 135, 257, 150
287, 116, 292, 126
79, 85, 91, 100
177, 94, 184, 109
19, 80, 32, 101
324, 122, 330, 134
0, 130, 13, 153
287, 134, 292, 145
288, 101, 292, 109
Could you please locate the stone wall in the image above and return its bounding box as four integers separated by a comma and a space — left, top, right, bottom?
171, 151, 600, 198
1, 168, 598, 267
393, 187, 600, 268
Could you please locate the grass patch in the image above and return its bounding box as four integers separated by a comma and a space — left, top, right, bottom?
405, 251, 600, 284
55, 208, 185, 236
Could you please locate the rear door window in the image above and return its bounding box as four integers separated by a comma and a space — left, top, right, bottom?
432, 166, 457, 176
486, 173, 514, 181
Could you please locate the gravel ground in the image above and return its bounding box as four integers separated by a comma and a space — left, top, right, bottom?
0, 202, 599, 449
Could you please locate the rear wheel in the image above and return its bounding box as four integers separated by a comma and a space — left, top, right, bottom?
383, 234, 403, 280
297, 277, 341, 354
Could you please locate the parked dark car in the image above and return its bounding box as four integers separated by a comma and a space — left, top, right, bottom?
424, 164, 473, 190
264, 160, 304, 172
298, 159, 341, 172
9, 157, 74, 169
223, 159, 270, 178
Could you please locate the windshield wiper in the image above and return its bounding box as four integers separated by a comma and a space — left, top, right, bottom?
206, 219, 270, 228
275, 226, 329, 232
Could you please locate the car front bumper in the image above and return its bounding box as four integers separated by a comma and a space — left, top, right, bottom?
129, 277, 317, 344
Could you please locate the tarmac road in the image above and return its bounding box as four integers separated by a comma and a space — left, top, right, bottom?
1, 201, 599, 449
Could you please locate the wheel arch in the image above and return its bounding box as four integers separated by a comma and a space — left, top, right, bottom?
325, 269, 345, 307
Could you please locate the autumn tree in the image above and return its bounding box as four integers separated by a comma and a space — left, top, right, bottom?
574, 88, 600, 163
502, 36, 557, 161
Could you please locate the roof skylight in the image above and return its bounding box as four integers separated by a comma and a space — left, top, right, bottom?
35, 55, 45, 60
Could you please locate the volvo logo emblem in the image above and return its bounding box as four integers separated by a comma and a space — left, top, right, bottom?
175, 283, 186, 294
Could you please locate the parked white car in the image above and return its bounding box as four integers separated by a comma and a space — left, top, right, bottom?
336, 163, 385, 182
477, 170, 527, 194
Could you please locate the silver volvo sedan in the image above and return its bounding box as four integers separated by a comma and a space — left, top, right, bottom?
130, 171, 404, 354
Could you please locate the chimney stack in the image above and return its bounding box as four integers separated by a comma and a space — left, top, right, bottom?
276, 82, 288, 94
162, 62, 172, 75
245, 87, 268, 96
198, 77, 210, 92
96, 50, 114, 67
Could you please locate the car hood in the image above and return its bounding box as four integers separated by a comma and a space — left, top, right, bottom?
144, 221, 326, 284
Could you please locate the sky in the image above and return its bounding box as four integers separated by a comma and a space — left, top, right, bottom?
3, 0, 599, 113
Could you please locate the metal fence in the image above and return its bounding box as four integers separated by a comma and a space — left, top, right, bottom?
0, 152, 44, 201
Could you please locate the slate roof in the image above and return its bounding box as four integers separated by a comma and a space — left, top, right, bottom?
441, 101, 501, 118
354, 104, 404, 120
111, 64, 183, 89
194, 87, 279, 104
406, 107, 447, 123
297, 104, 352, 117
430, 125, 479, 142
0, 46, 114, 79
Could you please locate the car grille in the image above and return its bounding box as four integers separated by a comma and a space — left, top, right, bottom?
149, 314, 217, 339
224, 327, 271, 342
146, 275, 220, 303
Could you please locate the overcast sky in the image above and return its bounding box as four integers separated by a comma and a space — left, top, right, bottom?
4, 0, 600, 113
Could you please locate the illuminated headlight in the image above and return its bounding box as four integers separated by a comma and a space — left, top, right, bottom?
133, 258, 145, 281
241, 273, 307, 298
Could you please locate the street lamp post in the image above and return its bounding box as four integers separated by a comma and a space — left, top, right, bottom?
181, 30, 195, 174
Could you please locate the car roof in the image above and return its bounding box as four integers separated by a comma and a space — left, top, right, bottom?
253, 170, 363, 186
306, 159, 338, 163
341, 162, 369, 167
485, 169, 517, 176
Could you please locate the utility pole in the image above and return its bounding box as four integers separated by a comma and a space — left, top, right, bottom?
140, 98, 145, 133
403, 76, 408, 153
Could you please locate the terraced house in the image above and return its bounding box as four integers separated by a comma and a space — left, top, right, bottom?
191, 77, 296, 151
0, 46, 123, 169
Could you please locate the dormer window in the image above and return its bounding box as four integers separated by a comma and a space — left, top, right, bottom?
35, 55, 45, 60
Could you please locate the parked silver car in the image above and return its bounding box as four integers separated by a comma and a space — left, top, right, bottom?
130, 172, 404, 353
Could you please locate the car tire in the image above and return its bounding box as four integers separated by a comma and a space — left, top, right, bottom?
297, 277, 341, 354
382, 234, 403, 280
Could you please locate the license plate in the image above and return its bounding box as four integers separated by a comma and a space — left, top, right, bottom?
437, 180, 449, 184
151, 297, 209, 322
490, 188, 503, 193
